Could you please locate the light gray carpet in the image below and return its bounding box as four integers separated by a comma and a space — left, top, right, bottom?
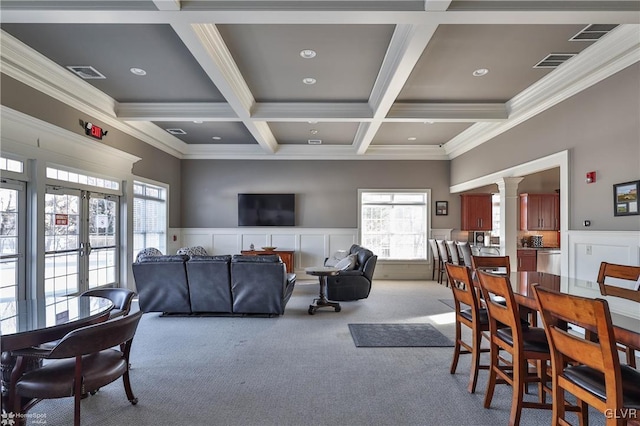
348, 323, 454, 347
24, 280, 608, 426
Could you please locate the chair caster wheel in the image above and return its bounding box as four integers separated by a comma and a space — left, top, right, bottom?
335, 306, 341, 312
308, 306, 315, 315
130, 397, 139, 405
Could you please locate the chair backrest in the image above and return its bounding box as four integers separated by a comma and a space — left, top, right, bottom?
476, 270, 521, 336
81, 288, 137, 318
48, 310, 143, 359
456, 241, 473, 266
471, 255, 510, 275
436, 240, 450, 263
428, 239, 440, 261
445, 263, 481, 313
597, 262, 640, 302
446, 240, 462, 265
532, 285, 622, 408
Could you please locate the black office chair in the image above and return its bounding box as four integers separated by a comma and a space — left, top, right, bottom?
11, 310, 143, 426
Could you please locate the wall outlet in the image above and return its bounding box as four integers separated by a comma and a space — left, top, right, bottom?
586, 245, 592, 255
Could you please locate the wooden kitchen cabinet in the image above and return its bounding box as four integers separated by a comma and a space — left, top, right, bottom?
519, 193, 559, 231
460, 193, 492, 231
517, 249, 537, 271
240, 250, 295, 273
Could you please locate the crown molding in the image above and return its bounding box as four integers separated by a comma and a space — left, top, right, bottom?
1, 106, 141, 175
445, 24, 640, 159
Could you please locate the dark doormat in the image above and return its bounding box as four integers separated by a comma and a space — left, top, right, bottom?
348, 323, 454, 347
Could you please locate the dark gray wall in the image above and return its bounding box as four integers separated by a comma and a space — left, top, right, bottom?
451, 63, 640, 231
180, 160, 456, 229
1, 74, 182, 227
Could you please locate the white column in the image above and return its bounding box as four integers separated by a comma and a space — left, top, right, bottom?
496, 177, 524, 274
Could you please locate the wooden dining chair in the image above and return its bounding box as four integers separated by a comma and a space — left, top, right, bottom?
472, 255, 511, 275
597, 262, 640, 368
446, 240, 463, 266
445, 263, 490, 393
11, 310, 143, 426
533, 284, 640, 426
436, 239, 451, 286
476, 270, 556, 426
456, 241, 473, 267
428, 239, 443, 283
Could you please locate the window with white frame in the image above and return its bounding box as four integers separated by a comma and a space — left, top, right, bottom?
133, 181, 167, 257
359, 190, 429, 261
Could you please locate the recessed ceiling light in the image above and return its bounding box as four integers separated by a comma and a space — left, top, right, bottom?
407, 137, 417, 141
310, 129, 318, 135
303, 77, 316, 85
472, 68, 489, 77
193, 120, 203, 124
212, 136, 222, 140
130, 67, 147, 76
308, 120, 318, 124
424, 121, 434, 125
300, 49, 317, 59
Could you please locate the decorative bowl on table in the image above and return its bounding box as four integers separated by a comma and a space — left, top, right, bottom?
261, 246, 277, 252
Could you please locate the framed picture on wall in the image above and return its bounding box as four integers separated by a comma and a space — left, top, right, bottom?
435, 201, 448, 216
613, 180, 639, 216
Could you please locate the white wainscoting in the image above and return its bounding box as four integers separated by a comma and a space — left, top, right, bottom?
178, 228, 455, 280
565, 230, 640, 317
180, 228, 357, 279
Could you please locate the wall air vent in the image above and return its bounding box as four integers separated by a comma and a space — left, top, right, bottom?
570, 24, 618, 42
166, 128, 187, 135
533, 53, 577, 69
308, 139, 322, 145
66, 65, 106, 79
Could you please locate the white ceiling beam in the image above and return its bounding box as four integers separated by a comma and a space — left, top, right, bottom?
171, 23, 278, 153
251, 103, 373, 121
387, 102, 508, 121
117, 102, 238, 121
424, 0, 453, 12
354, 23, 438, 154
1, 10, 639, 25
152, 0, 181, 11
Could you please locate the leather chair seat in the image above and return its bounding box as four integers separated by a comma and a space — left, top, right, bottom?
460, 307, 489, 325
563, 364, 640, 408
16, 350, 127, 398
496, 327, 549, 353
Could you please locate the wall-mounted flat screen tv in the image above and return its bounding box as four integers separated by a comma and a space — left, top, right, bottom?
238, 193, 295, 226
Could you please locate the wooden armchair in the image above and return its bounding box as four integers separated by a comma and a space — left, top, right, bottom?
597, 262, 640, 367
533, 284, 640, 425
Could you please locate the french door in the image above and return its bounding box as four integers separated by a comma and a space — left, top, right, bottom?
45, 186, 119, 297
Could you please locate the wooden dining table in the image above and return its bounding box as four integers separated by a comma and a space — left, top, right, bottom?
474, 270, 640, 351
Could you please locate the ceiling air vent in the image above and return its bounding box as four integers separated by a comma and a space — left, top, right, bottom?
533, 53, 577, 69
166, 128, 187, 135
66, 65, 106, 79
570, 24, 618, 42
308, 139, 322, 145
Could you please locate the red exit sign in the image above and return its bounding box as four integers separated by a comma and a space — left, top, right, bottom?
79, 119, 108, 140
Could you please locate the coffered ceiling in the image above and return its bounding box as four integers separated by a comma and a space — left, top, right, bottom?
1, 1, 638, 160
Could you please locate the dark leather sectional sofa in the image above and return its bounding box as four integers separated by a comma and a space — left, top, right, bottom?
132, 254, 296, 316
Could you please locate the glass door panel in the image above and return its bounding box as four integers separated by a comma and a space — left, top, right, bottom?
44, 187, 81, 297
0, 180, 25, 333
88, 193, 118, 289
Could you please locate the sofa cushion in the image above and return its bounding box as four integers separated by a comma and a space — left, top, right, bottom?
334, 254, 357, 271
232, 254, 281, 263
177, 246, 209, 256
135, 247, 163, 262
324, 250, 349, 267
189, 255, 231, 262
137, 255, 189, 263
